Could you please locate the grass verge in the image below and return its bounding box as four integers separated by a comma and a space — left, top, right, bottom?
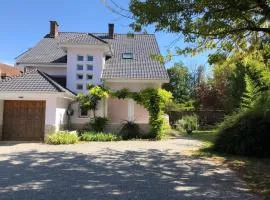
179, 130, 270, 199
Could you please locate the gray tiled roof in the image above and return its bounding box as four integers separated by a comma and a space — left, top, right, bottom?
16, 32, 169, 80
60, 33, 108, 46
0, 69, 75, 95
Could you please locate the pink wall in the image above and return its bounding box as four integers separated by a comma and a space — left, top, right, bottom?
134, 103, 149, 123
106, 81, 161, 124
107, 98, 128, 123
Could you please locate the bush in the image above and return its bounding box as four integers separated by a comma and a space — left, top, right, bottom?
175, 114, 198, 134
80, 131, 121, 141
214, 93, 270, 157
214, 110, 270, 157
89, 117, 108, 132
119, 120, 141, 140
46, 131, 79, 145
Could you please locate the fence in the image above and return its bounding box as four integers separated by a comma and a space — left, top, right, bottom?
167, 110, 226, 128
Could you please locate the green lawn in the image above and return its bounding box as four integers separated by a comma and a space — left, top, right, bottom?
178, 129, 270, 199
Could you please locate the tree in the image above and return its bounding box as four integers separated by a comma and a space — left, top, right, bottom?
129, 0, 270, 55
163, 62, 193, 103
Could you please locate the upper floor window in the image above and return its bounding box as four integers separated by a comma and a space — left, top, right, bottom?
77, 74, 83, 80
77, 64, 83, 71
77, 84, 83, 90
122, 53, 133, 59
87, 65, 93, 71
87, 55, 93, 61
87, 74, 93, 80
77, 55, 84, 61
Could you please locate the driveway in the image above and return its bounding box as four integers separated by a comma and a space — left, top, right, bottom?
0, 139, 260, 200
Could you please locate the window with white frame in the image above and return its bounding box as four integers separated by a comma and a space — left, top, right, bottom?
87, 74, 93, 80
87, 55, 93, 61
77, 55, 84, 61
76, 84, 83, 90
79, 106, 88, 117
77, 64, 83, 71
77, 74, 83, 80
87, 65, 93, 71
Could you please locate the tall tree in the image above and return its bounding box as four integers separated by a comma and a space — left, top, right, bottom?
129, 0, 270, 55
163, 62, 193, 103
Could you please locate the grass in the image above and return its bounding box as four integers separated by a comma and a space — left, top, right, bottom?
178, 129, 270, 199
80, 131, 121, 142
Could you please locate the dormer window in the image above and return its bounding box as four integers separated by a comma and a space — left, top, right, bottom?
122, 53, 133, 59
77, 55, 84, 61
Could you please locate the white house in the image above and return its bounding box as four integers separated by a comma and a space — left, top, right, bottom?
0, 21, 169, 141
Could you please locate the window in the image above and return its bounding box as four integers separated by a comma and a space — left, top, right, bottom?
87, 55, 93, 61
77, 64, 83, 70
77, 84, 83, 90
79, 106, 88, 117
77, 55, 84, 61
87, 74, 93, 80
77, 74, 83, 80
87, 65, 93, 71
122, 53, 133, 59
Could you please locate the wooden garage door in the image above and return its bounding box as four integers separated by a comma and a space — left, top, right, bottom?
3, 100, 45, 141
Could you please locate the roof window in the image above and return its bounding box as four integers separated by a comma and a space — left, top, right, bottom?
122, 53, 133, 59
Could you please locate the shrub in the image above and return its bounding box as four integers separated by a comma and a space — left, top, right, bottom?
175, 114, 198, 134
89, 117, 108, 132
46, 131, 79, 145
119, 120, 141, 140
214, 92, 270, 157
80, 131, 121, 141
214, 110, 270, 157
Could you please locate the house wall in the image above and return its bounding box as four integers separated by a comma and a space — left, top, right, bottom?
105, 81, 159, 125
0, 100, 3, 139
19, 65, 67, 76
70, 99, 105, 130
66, 47, 105, 93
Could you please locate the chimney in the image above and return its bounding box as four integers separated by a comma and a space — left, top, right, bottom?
50, 21, 59, 38
108, 23, 114, 39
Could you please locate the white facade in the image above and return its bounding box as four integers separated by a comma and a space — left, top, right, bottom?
66, 46, 106, 93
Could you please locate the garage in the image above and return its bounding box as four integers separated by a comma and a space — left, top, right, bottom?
3, 100, 45, 141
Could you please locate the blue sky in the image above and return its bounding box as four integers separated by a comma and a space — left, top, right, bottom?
0, 0, 209, 69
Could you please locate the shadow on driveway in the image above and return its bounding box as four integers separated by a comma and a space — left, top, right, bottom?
0, 149, 259, 200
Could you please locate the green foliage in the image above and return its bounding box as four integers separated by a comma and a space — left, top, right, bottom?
165, 101, 195, 112
77, 85, 109, 117
111, 88, 131, 99
89, 117, 108, 132
163, 62, 194, 103
175, 115, 199, 134
89, 86, 109, 99
214, 92, 270, 157
46, 131, 79, 145
80, 131, 121, 142
129, 0, 270, 55
240, 75, 260, 109
77, 85, 172, 140
138, 88, 172, 139
119, 120, 141, 140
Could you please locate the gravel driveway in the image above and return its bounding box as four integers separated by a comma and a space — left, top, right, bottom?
0, 139, 260, 200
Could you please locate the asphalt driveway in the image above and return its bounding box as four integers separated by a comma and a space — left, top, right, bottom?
0, 139, 260, 200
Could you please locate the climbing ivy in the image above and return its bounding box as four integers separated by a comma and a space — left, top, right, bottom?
77, 86, 172, 139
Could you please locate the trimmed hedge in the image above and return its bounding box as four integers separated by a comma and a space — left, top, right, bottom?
46, 131, 79, 145
214, 110, 270, 157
